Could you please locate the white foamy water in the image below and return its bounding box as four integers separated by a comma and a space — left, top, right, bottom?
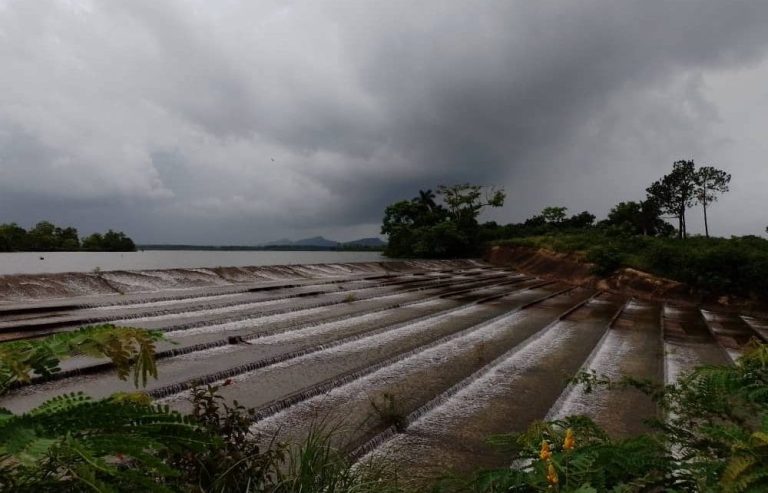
173, 344, 242, 360
164, 305, 337, 337
361, 320, 574, 462
121, 284, 403, 324
251, 307, 411, 346
163, 292, 417, 338
699, 309, 741, 362
156, 304, 488, 406
663, 341, 702, 384
232, 305, 486, 380
663, 305, 686, 318
547, 328, 633, 419
0, 251, 387, 275
251, 310, 527, 432
741, 315, 768, 338
624, 299, 651, 314
700, 309, 718, 322
118, 297, 293, 323
92, 292, 246, 311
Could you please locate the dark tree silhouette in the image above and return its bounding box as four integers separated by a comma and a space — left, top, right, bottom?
695, 165, 731, 238
604, 200, 671, 236
416, 189, 437, 212
646, 160, 698, 239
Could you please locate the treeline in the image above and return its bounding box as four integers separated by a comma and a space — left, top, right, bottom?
383, 161, 768, 298
0, 221, 136, 252
383, 160, 738, 259
482, 159, 733, 243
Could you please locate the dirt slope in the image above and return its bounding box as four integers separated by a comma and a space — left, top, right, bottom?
485, 244, 694, 303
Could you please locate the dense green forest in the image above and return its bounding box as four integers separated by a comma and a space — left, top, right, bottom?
382, 160, 768, 299
0, 221, 136, 252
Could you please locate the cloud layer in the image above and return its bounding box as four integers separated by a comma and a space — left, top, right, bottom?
1, 0, 768, 243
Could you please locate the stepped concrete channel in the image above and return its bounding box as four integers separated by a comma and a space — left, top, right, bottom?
1, 259, 766, 486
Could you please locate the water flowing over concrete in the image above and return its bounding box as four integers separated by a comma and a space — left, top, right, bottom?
1, 259, 765, 486
0, 259, 479, 303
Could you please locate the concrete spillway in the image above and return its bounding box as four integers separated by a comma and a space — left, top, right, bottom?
1, 259, 765, 487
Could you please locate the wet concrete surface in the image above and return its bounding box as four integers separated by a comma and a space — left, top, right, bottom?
1, 259, 756, 482
364, 294, 626, 484
548, 299, 662, 436
1, 272, 541, 412
251, 288, 595, 452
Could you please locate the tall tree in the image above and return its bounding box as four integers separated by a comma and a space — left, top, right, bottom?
382, 184, 504, 258
436, 184, 505, 230
540, 206, 568, 224
694, 165, 731, 238
416, 189, 437, 212
646, 160, 697, 239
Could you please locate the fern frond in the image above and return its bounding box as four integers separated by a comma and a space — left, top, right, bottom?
0, 324, 164, 395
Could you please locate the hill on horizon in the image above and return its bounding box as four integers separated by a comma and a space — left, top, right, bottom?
261, 236, 386, 248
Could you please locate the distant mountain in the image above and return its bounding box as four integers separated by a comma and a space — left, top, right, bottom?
343, 237, 386, 247
259, 236, 386, 248
292, 236, 339, 247
261, 238, 295, 247
142, 236, 386, 251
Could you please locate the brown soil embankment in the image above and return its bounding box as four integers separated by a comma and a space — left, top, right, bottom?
485, 244, 695, 303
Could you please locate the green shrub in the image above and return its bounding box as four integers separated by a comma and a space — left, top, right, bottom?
585, 246, 624, 276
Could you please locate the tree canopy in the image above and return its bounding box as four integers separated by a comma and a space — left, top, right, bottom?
381, 184, 505, 258
601, 200, 673, 236
694, 165, 731, 238
645, 160, 731, 239
646, 160, 698, 239
0, 221, 136, 252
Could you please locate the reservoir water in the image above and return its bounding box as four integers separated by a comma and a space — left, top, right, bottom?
0, 250, 387, 275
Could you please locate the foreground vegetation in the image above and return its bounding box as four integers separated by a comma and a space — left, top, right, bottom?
0, 221, 136, 252
0, 326, 393, 492
1, 325, 766, 492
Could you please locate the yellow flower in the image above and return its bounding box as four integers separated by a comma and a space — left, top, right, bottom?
539, 440, 552, 461
547, 462, 559, 486
563, 428, 575, 451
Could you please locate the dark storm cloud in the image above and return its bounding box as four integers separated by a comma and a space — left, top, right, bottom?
1, 0, 767, 243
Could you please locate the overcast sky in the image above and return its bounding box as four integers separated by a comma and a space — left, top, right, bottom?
1, 1, 767, 244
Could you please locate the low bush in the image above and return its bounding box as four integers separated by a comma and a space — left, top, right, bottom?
585, 246, 624, 276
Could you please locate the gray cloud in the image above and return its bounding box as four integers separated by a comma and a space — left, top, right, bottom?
1, 0, 767, 243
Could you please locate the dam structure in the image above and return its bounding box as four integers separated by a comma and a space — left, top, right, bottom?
1, 259, 766, 480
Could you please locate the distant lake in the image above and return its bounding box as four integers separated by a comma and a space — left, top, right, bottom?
0, 250, 388, 276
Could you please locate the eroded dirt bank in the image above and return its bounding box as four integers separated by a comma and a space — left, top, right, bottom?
485, 244, 696, 303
